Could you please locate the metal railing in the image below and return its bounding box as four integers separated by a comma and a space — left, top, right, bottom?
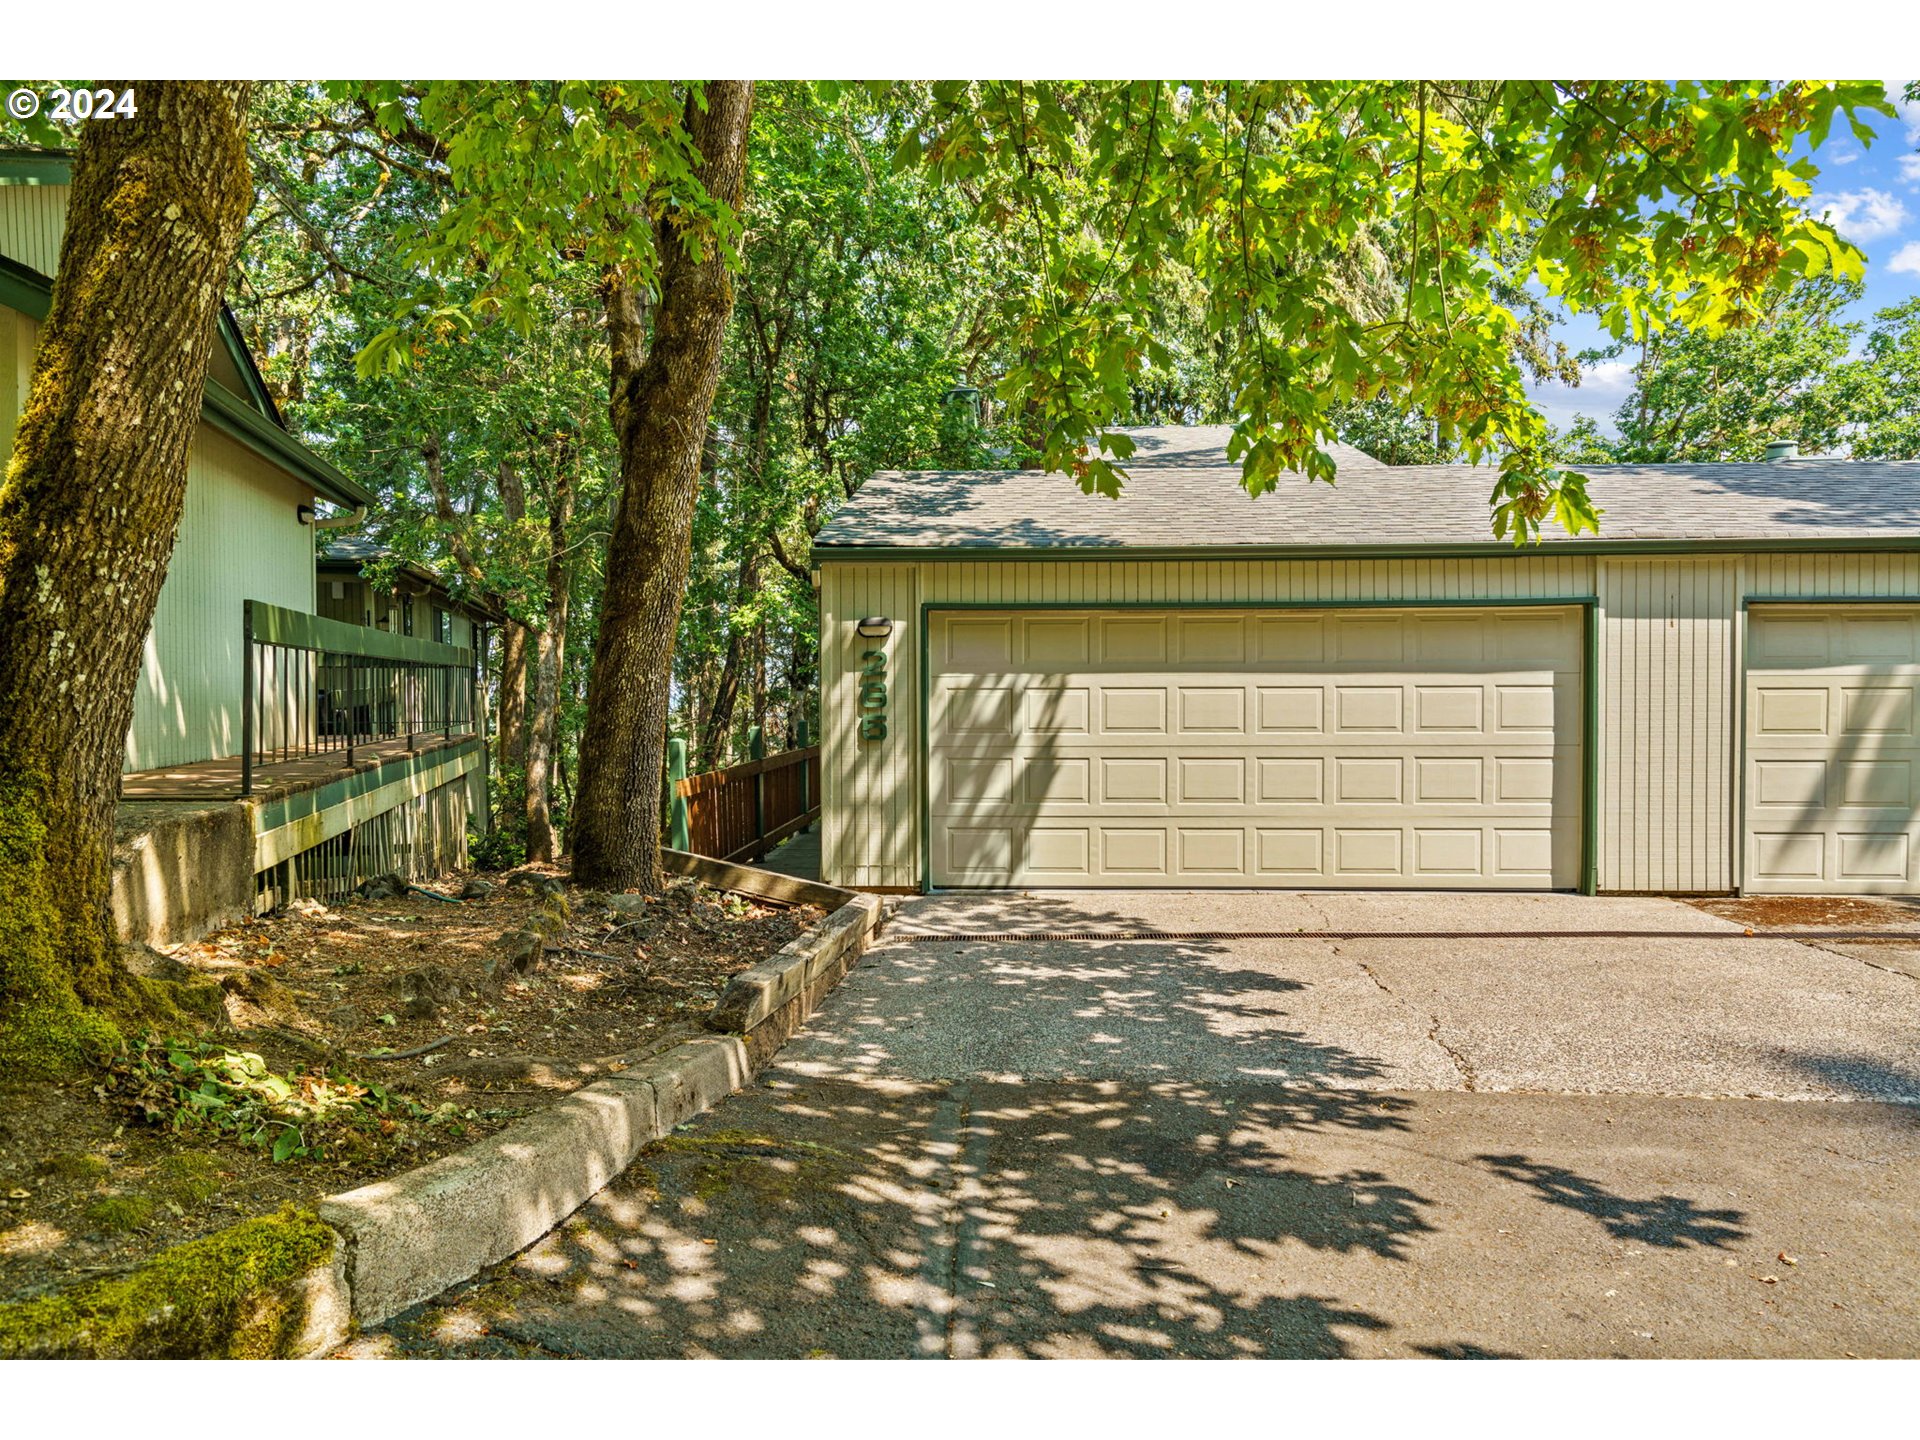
241, 598, 477, 796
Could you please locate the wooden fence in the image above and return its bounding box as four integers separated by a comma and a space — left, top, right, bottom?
673, 744, 821, 863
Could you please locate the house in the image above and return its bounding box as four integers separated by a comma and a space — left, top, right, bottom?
1, 149, 486, 939
811, 424, 1920, 897
317, 534, 500, 654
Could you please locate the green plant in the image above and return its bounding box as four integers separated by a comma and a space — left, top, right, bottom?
105, 1037, 423, 1163
468, 825, 526, 872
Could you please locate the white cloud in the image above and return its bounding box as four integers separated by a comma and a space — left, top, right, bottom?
1889, 241, 1920, 277
1901, 154, 1920, 186
1828, 146, 1862, 166
1811, 187, 1910, 242
1891, 81, 1920, 143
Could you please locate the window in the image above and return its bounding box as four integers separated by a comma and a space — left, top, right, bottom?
401, 595, 414, 636
436, 608, 451, 645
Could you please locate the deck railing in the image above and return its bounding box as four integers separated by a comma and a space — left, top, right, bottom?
668, 734, 821, 863
241, 599, 477, 796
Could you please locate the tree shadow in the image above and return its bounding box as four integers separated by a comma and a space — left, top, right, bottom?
362, 1072, 1454, 1359
1477, 1153, 1747, 1249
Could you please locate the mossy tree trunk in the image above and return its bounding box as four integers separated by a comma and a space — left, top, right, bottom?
569, 80, 754, 893
0, 82, 255, 1075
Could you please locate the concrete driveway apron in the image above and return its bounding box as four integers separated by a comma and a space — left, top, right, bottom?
348, 891, 1920, 1359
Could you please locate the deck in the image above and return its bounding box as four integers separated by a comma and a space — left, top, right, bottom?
121, 732, 480, 803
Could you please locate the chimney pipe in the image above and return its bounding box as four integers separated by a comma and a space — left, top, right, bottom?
1763, 440, 1800, 463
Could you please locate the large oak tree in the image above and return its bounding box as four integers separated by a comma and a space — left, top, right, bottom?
0, 82, 255, 1074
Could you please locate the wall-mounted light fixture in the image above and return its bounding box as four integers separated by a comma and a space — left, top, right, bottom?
296, 503, 316, 525
855, 616, 894, 639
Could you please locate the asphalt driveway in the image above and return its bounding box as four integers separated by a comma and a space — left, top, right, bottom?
348, 891, 1920, 1359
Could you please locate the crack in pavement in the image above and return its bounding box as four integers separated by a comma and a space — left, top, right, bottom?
1797, 936, 1920, 985
1355, 957, 1478, 1092
914, 1083, 983, 1360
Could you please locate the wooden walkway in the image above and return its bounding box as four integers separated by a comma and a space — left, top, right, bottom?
756, 828, 821, 882
121, 732, 479, 802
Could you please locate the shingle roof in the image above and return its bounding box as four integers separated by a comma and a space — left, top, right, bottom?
812, 425, 1920, 554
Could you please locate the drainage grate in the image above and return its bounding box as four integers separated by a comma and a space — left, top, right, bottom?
898, 927, 1920, 944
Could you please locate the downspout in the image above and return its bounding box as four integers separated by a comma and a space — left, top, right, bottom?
309, 505, 369, 530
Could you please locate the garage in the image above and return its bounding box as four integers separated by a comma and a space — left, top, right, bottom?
1745, 604, 1920, 894
812, 423, 1920, 896
928, 605, 1584, 888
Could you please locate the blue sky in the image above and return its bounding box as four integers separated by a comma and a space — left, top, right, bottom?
1525, 81, 1920, 437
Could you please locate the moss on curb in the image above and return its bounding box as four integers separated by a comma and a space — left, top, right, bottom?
0, 1207, 341, 1358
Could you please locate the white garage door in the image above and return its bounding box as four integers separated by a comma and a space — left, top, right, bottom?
1745, 605, 1920, 894
928, 606, 1584, 889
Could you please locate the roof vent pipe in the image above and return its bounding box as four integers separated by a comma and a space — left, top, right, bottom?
1763, 440, 1800, 463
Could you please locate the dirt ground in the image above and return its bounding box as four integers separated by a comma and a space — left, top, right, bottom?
1687, 893, 1920, 930
0, 869, 818, 1305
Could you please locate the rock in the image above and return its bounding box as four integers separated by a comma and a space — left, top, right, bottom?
605, 893, 650, 917
506, 871, 565, 900
395, 965, 462, 1021
460, 877, 498, 900
358, 872, 409, 902
529, 894, 570, 941
482, 929, 545, 986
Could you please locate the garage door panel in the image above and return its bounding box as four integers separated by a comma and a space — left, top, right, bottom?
1745, 606, 1920, 894
1099, 616, 1167, 665
931, 606, 1582, 888
1841, 685, 1914, 735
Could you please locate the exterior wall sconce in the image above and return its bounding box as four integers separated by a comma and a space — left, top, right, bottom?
855, 616, 894, 639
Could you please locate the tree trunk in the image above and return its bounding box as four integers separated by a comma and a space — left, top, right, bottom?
0, 83, 255, 1074
570, 80, 754, 892
525, 466, 575, 863
698, 546, 759, 772
498, 619, 530, 786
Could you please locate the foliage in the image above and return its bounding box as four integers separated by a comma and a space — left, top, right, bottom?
105, 1037, 422, 1163
468, 823, 527, 872
1547, 285, 1920, 464
1838, 297, 1920, 460
894, 80, 1890, 540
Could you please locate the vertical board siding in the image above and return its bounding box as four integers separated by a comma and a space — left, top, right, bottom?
819, 562, 920, 887
0, 182, 70, 276
1595, 558, 1738, 891
824, 553, 1599, 889
124, 427, 318, 771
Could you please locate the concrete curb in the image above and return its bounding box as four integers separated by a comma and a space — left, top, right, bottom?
307, 880, 884, 1341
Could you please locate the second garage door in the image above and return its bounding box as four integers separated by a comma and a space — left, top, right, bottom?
1745, 604, 1920, 893
928, 606, 1584, 888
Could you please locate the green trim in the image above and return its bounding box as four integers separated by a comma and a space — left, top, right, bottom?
0, 154, 71, 184
1581, 601, 1599, 896
915, 597, 1601, 897
200, 381, 371, 509
250, 599, 471, 667
1742, 595, 1920, 607
218, 305, 282, 425
0, 258, 50, 319
254, 738, 482, 834
817, 536, 1920, 565
0, 252, 369, 509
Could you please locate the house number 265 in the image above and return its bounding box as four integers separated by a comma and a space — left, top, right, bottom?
858, 649, 889, 742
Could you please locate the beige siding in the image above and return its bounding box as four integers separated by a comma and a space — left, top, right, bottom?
820, 562, 921, 888
0, 181, 69, 275
124, 426, 318, 771
1594, 559, 1739, 892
